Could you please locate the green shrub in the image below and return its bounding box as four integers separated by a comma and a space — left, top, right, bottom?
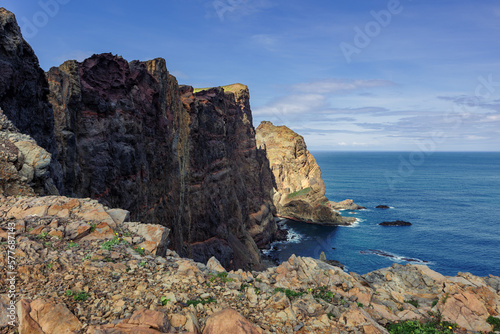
133, 246, 145, 255
186, 297, 216, 307
487, 315, 500, 331
311, 287, 335, 303
405, 299, 419, 308
101, 236, 124, 251
274, 287, 306, 299
287, 187, 311, 199
386, 320, 457, 334
160, 296, 170, 305
65, 290, 73, 297
209, 272, 234, 283
431, 299, 438, 307
73, 291, 89, 301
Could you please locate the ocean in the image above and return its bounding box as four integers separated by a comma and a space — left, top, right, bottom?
264, 152, 500, 277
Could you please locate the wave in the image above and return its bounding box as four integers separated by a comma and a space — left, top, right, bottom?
340, 218, 362, 228
262, 223, 305, 256
360, 249, 429, 264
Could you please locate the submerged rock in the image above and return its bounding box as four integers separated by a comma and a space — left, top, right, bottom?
376, 205, 390, 209
379, 220, 412, 226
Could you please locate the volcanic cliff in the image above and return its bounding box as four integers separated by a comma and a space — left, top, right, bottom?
0, 7, 277, 270
46, 54, 276, 270
255, 121, 354, 225
0, 8, 61, 195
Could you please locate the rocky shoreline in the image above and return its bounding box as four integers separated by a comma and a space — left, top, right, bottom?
1, 195, 499, 333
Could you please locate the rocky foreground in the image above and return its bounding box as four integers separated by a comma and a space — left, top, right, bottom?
1, 195, 499, 334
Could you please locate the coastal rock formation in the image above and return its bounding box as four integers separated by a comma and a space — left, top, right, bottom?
255, 121, 353, 225
0, 109, 58, 196
0, 8, 62, 192
379, 220, 412, 226
46, 53, 275, 269
331, 199, 366, 210
1, 196, 498, 333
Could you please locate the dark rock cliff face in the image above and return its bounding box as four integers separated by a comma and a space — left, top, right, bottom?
255, 121, 353, 225
0, 8, 61, 194
46, 54, 276, 270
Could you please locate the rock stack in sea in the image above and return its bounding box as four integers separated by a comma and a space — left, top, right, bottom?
255, 121, 361, 225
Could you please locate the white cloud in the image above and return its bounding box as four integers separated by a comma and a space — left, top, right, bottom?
253, 94, 326, 116
292, 79, 394, 94
55, 50, 92, 64
251, 34, 278, 48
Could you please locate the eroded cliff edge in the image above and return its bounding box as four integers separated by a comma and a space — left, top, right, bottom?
0, 8, 61, 195
255, 121, 355, 225
46, 54, 276, 270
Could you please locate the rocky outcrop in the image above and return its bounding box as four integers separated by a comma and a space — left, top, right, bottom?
0, 109, 58, 196
379, 220, 412, 226
255, 121, 354, 225
1, 197, 498, 333
331, 199, 366, 210
0, 8, 62, 193
46, 54, 275, 270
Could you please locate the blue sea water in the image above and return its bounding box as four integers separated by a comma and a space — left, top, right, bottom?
266, 152, 500, 277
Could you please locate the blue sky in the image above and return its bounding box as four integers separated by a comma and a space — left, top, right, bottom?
3, 0, 500, 151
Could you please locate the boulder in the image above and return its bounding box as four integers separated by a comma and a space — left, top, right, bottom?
202, 308, 262, 334
17, 299, 82, 334
122, 222, 170, 256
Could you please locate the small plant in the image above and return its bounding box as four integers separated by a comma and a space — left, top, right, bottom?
327, 312, 335, 320
274, 287, 306, 299
160, 296, 171, 305
133, 246, 145, 255
27, 227, 34, 232
139, 261, 146, 267
255, 278, 262, 283
73, 291, 89, 301
312, 286, 335, 303
405, 299, 419, 308
101, 236, 124, 251
67, 240, 79, 248
431, 299, 438, 307
357, 302, 364, 308
240, 284, 249, 291
46, 263, 53, 269
441, 293, 449, 304
209, 272, 234, 283
287, 187, 311, 199
89, 224, 97, 233
65, 290, 74, 297
386, 319, 457, 334
36, 231, 48, 239
487, 315, 500, 331
83, 253, 92, 260
186, 297, 216, 307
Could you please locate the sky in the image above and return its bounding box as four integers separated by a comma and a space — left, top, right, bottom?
3, 0, 500, 151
